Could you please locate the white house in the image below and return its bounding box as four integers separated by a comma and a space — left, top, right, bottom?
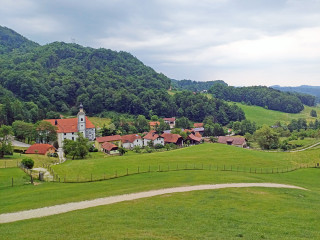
143, 130, 164, 147
45, 104, 95, 147
163, 117, 176, 129
121, 134, 144, 149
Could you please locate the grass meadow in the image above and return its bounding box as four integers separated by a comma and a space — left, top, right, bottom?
1, 143, 320, 239
235, 103, 320, 126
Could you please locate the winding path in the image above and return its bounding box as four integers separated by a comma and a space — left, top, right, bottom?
0, 183, 306, 224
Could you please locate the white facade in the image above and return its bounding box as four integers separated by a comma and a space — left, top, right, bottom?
122, 139, 144, 149
143, 137, 164, 147
77, 105, 86, 138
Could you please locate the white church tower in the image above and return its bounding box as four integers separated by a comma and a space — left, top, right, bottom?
77, 103, 86, 137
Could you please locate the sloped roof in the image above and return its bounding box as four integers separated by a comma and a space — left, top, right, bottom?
193, 123, 204, 128
161, 133, 182, 143
149, 121, 160, 127
25, 144, 55, 155
45, 117, 95, 133
195, 132, 202, 138
163, 117, 176, 122
217, 136, 246, 145
101, 142, 118, 151
187, 134, 202, 142
121, 134, 141, 143
96, 135, 122, 143
143, 130, 162, 140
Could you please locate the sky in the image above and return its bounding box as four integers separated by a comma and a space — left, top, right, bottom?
1, 0, 320, 87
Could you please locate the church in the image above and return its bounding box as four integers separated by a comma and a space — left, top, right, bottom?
45, 104, 96, 147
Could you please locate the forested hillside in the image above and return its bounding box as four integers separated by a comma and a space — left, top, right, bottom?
272, 85, 320, 103
0, 26, 245, 125
171, 79, 226, 92
208, 83, 315, 113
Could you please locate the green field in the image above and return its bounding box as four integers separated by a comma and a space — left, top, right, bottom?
235, 103, 320, 126
1, 144, 320, 239
87, 116, 111, 128
51, 143, 319, 182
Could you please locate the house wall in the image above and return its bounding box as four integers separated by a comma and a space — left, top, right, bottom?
58, 132, 78, 147
144, 138, 164, 146
85, 128, 96, 141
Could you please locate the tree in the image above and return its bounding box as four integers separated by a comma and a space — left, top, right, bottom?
118, 147, 127, 156
21, 158, 34, 169
12, 120, 34, 143
175, 117, 191, 129
63, 133, 89, 159
310, 109, 317, 117
155, 119, 170, 134
253, 125, 279, 150
135, 115, 150, 133
0, 125, 13, 158
34, 121, 57, 143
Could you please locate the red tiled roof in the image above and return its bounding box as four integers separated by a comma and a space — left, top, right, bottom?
193, 123, 203, 128
121, 134, 141, 143
45, 117, 95, 133
217, 136, 246, 146
184, 129, 193, 133
96, 135, 122, 143
143, 130, 161, 140
25, 144, 55, 155
149, 121, 160, 126
161, 133, 182, 143
163, 118, 176, 122
195, 132, 202, 138
187, 134, 202, 142
101, 142, 118, 151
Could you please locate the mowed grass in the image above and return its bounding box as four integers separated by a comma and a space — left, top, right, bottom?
0, 168, 30, 189
1, 169, 320, 240
235, 103, 320, 126
51, 143, 320, 181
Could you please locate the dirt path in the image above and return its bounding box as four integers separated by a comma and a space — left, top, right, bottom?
0, 183, 306, 224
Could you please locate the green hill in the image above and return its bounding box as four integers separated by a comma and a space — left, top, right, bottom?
236, 102, 320, 126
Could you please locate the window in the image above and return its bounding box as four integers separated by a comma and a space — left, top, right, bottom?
72, 137, 74, 141
64, 133, 66, 136
72, 132, 74, 135
81, 118, 83, 121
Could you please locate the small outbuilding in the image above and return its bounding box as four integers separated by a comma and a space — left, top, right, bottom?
217, 136, 247, 148
101, 142, 119, 155
25, 144, 56, 155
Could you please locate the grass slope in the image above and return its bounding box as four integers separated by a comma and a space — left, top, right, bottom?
51, 143, 319, 181
235, 103, 320, 126
1, 169, 319, 239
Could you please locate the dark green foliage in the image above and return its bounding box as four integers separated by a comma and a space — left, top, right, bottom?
175, 117, 191, 129
21, 158, 34, 169
310, 109, 317, 117
171, 79, 227, 92
209, 84, 305, 113
232, 119, 257, 136
118, 147, 127, 156
253, 125, 279, 150
63, 133, 89, 159
154, 143, 164, 149
0, 125, 13, 157
272, 85, 319, 104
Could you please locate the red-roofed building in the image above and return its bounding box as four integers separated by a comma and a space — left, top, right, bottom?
187, 134, 202, 145
143, 130, 164, 146
45, 104, 95, 147
161, 133, 183, 146
217, 136, 247, 148
122, 134, 143, 149
193, 123, 204, 128
101, 142, 119, 155
95, 135, 122, 151
26, 144, 56, 155
163, 117, 176, 129
149, 121, 160, 130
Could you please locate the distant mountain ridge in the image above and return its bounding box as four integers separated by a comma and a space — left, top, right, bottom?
271, 85, 320, 103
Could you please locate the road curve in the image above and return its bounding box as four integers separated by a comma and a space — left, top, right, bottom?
0, 183, 306, 224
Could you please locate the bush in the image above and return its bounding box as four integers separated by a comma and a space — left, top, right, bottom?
154, 144, 164, 149
21, 158, 34, 169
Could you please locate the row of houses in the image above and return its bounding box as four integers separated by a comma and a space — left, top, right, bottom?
95, 130, 202, 154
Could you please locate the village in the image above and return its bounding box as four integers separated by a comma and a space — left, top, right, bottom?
22, 104, 247, 158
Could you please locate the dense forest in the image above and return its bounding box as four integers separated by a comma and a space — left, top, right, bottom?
208, 83, 315, 113
0, 26, 245, 126
171, 79, 227, 92
272, 85, 320, 103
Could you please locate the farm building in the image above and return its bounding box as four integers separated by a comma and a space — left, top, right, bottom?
217, 136, 247, 148
25, 143, 56, 155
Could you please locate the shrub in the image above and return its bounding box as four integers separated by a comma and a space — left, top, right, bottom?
21, 158, 34, 169
154, 143, 164, 149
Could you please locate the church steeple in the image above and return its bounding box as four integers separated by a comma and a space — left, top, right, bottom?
77, 103, 86, 137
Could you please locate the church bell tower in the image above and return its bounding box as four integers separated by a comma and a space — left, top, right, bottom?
77, 103, 86, 137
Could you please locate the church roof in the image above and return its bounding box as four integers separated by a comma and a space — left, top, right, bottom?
45, 117, 95, 133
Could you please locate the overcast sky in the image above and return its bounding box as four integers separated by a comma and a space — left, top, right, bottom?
1, 0, 320, 86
